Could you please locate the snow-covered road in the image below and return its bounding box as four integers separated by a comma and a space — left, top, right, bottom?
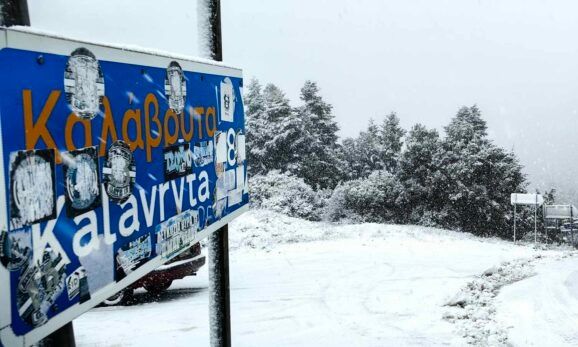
74, 212, 539, 346
496, 254, 578, 346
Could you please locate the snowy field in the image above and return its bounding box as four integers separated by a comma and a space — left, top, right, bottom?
74, 210, 572, 346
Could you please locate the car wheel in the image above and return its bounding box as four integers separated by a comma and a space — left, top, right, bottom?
102, 288, 133, 306
144, 280, 173, 296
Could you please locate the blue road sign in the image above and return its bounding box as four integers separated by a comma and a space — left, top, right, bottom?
0, 28, 248, 346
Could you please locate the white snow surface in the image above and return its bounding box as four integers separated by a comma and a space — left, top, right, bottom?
73, 210, 570, 346
495, 252, 578, 346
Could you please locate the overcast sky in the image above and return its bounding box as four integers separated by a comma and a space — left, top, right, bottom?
28, 0, 578, 202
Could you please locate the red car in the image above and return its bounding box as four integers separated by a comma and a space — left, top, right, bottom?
103, 242, 205, 306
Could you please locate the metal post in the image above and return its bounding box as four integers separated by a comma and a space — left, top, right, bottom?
39, 322, 76, 347
570, 205, 574, 246
198, 1, 231, 346
534, 195, 537, 243
208, 225, 231, 347
513, 204, 516, 243
543, 205, 547, 243
0, 0, 29, 26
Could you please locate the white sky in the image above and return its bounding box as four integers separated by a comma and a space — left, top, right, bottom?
27, 0, 578, 201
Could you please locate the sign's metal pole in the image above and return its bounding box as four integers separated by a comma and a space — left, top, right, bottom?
39, 322, 76, 347
513, 204, 516, 243
544, 205, 547, 242
208, 225, 231, 347
198, 1, 231, 346
534, 195, 537, 243
0, 0, 30, 26
570, 205, 574, 246
2, 1, 77, 345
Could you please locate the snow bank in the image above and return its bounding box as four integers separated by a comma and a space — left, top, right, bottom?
229, 208, 519, 252
494, 252, 578, 346
443, 251, 574, 346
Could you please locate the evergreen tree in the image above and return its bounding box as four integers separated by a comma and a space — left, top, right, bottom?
244, 80, 309, 176
261, 83, 309, 175
397, 124, 443, 224
300, 81, 339, 147
296, 81, 343, 189
343, 114, 405, 180
244, 78, 268, 175
340, 137, 362, 180
345, 119, 383, 178
379, 113, 405, 173
438, 105, 527, 237
544, 188, 556, 205
444, 105, 488, 147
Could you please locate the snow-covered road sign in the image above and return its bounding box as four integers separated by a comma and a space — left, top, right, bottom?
0, 28, 248, 346
544, 205, 578, 219
510, 193, 543, 206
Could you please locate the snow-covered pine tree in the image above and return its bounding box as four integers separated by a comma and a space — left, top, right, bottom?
397, 124, 443, 224
260, 83, 310, 175
244, 80, 308, 176
244, 78, 268, 175
300, 81, 339, 147
340, 137, 363, 180
296, 81, 343, 189
438, 105, 527, 237
379, 112, 405, 173
342, 119, 384, 179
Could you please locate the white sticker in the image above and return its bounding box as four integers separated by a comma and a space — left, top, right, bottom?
80, 235, 113, 294
236, 165, 245, 190
165, 61, 187, 114
216, 177, 227, 200
193, 140, 214, 167
214, 198, 227, 219
64, 47, 105, 120
220, 77, 235, 122
66, 266, 89, 303
236, 133, 246, 163
215, 131, 227, 164
227, 188, 243, 207
155, 210, 198, 260
10, 149, 56, 229
224, 169, 236, 191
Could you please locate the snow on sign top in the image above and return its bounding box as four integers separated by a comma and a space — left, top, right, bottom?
510, 193, 544, 206
0, 28, 248, 346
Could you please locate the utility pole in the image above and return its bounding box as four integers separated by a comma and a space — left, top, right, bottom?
197, 1, 231, 347
1, 1, 76, 345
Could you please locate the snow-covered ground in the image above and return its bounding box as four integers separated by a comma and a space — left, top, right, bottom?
495, 253, 578, 346
73, 210, 571, 346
